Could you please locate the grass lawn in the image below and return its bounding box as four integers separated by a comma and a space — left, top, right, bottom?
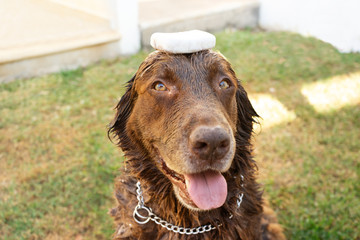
1, 30, 359, 240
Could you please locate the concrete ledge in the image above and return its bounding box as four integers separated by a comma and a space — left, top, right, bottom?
0, 41, 120, 83
0, 0, 122, 83
0, 31, 120, 64
140, 1, 259, 47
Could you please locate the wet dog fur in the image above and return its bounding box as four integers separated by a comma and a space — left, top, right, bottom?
108, 50, 286, 240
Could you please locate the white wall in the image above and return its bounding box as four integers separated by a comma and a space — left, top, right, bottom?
260, 0, 360, 53
109, 0, 140, 55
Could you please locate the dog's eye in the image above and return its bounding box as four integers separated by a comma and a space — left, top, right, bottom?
219, 79, 230, 89
154, 82, 167, 91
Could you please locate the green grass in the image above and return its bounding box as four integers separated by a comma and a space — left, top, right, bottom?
1, 30, 359, 239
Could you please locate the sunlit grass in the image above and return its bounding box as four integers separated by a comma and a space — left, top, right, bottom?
1, 30, 360, 239
250, 94, 296, 131
301, 72, 360, 112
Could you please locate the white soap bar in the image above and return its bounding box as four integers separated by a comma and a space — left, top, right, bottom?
150, 30, 216, 54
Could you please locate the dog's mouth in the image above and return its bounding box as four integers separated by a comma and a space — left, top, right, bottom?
160, 158, 228, 210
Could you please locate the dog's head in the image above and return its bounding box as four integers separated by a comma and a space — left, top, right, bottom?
109, 50, 258, 211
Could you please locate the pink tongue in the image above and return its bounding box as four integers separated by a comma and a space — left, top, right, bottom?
184, 171, 227, 210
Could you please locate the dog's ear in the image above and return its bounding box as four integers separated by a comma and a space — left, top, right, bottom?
235, 84, 259, 141
108, 75, 137, 148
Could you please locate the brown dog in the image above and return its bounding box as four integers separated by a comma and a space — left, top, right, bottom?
109, 50, 285, 239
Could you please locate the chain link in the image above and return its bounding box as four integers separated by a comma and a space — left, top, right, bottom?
133, 176, 244, 235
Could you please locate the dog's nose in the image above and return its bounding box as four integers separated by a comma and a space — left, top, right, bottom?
189, 126, 230, 161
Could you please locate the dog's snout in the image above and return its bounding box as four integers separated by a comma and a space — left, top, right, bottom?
189, 126, 230, 161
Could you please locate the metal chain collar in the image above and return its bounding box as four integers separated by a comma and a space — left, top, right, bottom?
133, 175, 245, 235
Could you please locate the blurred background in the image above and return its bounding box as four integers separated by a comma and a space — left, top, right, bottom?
1, 0, 359, 239
2, 0, 360, 82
